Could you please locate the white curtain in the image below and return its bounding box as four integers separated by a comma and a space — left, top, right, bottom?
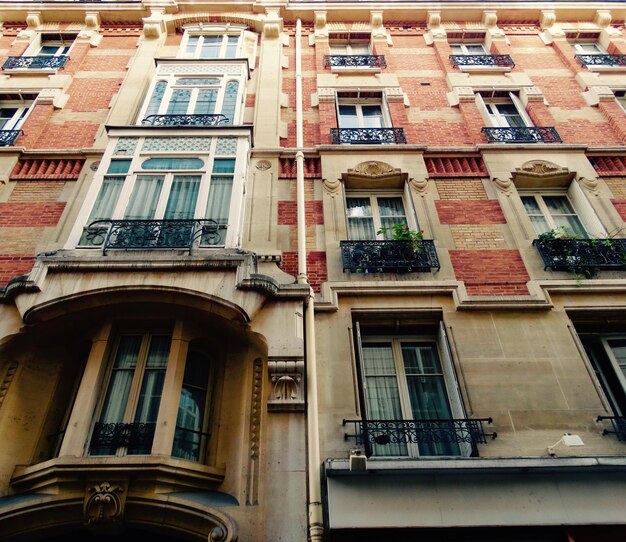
133, 335, 170, 425
206, 176, 233, 225
89, 176, 124, 221
346, 197, 375, 240
164, 176, 200, 220
124, 176, 164, 219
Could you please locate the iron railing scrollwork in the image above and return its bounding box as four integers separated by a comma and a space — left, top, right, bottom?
323, 54, 387, 69
481, 126, 562, 144
0, 130, 21, 146
340, 239, 439, 273
450, 54, 515, 68
597, 416, 626, 442
330, 127, 407, 145
141, 113, 229, 126
2, 55, 68, 70
343, 418, 497, 457
532, 237, 626, 277
89, 422, 156, 455
576, 54, 626, 67
82, 219, 226, 254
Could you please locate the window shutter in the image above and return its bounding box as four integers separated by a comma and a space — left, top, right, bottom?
403, 180, 420, 231
568, 181, 606, 238
474, 92, 492, 126
508, 91, 532, 127
437, 322, 472, 457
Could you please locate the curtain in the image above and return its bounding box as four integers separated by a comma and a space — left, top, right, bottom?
377, 197, 406, 233
124, 176, 164, 219
521, 196, 550, 235
543, 196, 587, 238
346, 197, 375, 240
164, 176, 200, 220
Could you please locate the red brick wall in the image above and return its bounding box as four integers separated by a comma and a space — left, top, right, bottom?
611, 200, 626, 221
0, 202, 66, 227
436, 201, 506, 224
0, 256, 35, 285
279, 251, 327, 293
450, 250, 530, 295
277, 201, 324, 225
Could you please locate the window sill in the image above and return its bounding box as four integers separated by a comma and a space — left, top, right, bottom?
457, 66, 512, 73
2, 68, 62, 76
330, 66, 382, 75
584, 65, 626, 73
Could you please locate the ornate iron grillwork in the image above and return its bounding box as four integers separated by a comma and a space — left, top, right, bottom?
2, 55, 68, 70
340, 240, 439, 273
330, 128, 406, 145
532, 237, 626, 276
141, 114, 229, 126
83, 219, 226, 254
0, 130, 21, 146
89, 422, 156, 455
450, 54, 515, 68
481, 126, 562, 144
323, 55, 387, 69
576, 54, 626, 67
597, 416, 626, 441
343, 418, 497, 457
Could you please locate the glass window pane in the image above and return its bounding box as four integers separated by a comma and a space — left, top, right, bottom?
361, 105, 384, 128
402, 343, 441, 375
347, 197, 375, 240
212, 159, 236, 174
164, 176, 201, 220
225, 36, 239, 58
144, 80, 167, 118
166, 90, 191, 115
107, 160, 131, 174
362, 343, 396, 375
186, 36, 200, 55
141, 158, 204, 170
466, 44, 486, 54
124, 176, 164, 219
221, 81, 239, 125
200, 35, 222, 58
378, 197, 405, 218
0, 108, 18, 129
608, 340, 626, 380
195, 89, 217, 115
350, 44, 370, 55
89, 177, 124, 221
338, 105, 358, 128
450, 45, 463, 54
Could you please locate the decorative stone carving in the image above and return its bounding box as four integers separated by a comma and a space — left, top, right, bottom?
90, 161, 101, 172
427, 11, 441, 29
26, 12, 42, 29
351, 161, 396, 177
317, 87, 336, 102
482, 11, 498, 28
385, 87, 405, 103
519, 160, 561, 176
493, 177, 513, 194
579, 177, 600, 195
315, 11, 327, 30
594, 10, 612, 28
520, 86, 545, 104
263, 8, 282, 39
255, 160, 271, 171
540, 10, 556, 29
371, 11, 385, 37
323, 178, 341, 196
250, 359, 262, 461
84, 482, 125, 525
268, 357, 305, 411
85, 12, 101, 28
409, 178, 428, 195
210, 526, 227, 542
511, 160, 575, 187
0, 361, 18, 410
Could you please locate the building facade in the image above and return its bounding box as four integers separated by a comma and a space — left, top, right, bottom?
0, 1, 625, 541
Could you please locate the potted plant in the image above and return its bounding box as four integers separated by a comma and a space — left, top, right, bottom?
377, 223, 424, 250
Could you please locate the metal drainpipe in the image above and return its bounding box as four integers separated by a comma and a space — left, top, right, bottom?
295, 18, 324, 542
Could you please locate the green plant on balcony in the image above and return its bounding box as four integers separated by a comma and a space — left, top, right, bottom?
377, 223, 424, 250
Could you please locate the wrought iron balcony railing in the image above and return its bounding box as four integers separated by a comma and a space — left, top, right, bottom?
340, 239, 439, 273
141, 113, 229, 126
576, 54, 626, 67
330, 127, 406, 145
2, 55, 68, 70
0, 130, 21, 146
450, 54, 515, 68
481, 126, 562, 144
343, 418, 497, 458
82, 219, 226, 254
532, 237, 626, 276
597, 416, 626, 442
89, 422, 156, 455
323, 54, 387, 69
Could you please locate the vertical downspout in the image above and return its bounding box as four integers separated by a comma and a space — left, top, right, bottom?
296, 18, 324, 542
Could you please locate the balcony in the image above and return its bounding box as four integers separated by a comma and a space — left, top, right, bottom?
481, 126, 562, 144
141, 113, 229, 126
450, 54, 515, 68
2, 55, 68, 70
576, 54, 626, 68
597, 415, 626, 442
323, 54, 387, 69
532, 237, 626, 277
82, 219, 227, 254
343, 418, 497, 457
89, 421, 156, 455
330, 127, 406, 145
340, 239, 439, 273
0, 130, 21, 146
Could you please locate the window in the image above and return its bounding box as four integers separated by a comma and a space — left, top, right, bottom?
329, 32, 371, 55
616, 91, 626, 113
141, 77, 242, 125
573, 42, 605, 55
521, 194, 587, 238
481, 93, 531, 128
337, 92, 388, 129
450, 43, 487, 55
0, 93, 35, 145
355, 320, 468, 458
27, 33, 75, 57
346, 195, 409, 240
183, 34, 240, 59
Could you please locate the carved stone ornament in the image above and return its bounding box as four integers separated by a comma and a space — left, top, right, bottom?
351, 161, 397, 178
409, 177, 428, 195
255, 160, 271, 171
579, 176, 600, 194
493, 177, 513, 193
518, 160, 563, 176
323, 178, 341, 196
268, 358, 305, 411
84, 482, 125, 526
90, 161, 101, 172
511, 160, 575, 188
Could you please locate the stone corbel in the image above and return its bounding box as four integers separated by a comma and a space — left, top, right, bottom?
519, 86, 546, 106
482, 11, 505, 39
26, 12, 42, 29
314, 11, 328, 37
85, 12, 101, 28
426, 11, 446, 40
446, 86, 476, 107
317, 87, 336, 102
594, 10, 612, 28
370, 11, 385, 38
539, 11, 564, 43
268, 357, 305, 411
77, 29, 102, 47
143, 9, 166, 39
385, 87, 406, 104
35, 88, 69, 109
581, 85, 616, 106
263, 8, 283, 39
15, 29, 36, 42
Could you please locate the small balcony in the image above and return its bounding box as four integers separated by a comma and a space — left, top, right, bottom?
481, 126, 562, 144
343, 418, 497, 458
532, 237, 626, 276
576, 54, 626, 68
81, 219, 227, 254
340, 239, 439, 273
330, 127, 406, 145
0, 130, 21, 146
89, 421, 156, 456
2, 55, 68, 70
450, 54, 515, 68
141, 113, 229, 127
597, 415, 626, 442
323, 54, 387, 69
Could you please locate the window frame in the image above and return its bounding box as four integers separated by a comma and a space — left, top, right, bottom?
336, 92, 391, 129
24, 32, 75, 57
450, 43, 487, 55
345, 191, 414, 241
180, 32, 242, 60
519, 192, 588, 238
480, 93, 533, 128
615, 90, 626, 114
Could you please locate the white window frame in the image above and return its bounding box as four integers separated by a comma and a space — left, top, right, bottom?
336, 92, 390, 129
329, 32, 372, 56
520, 192, 587, 237
180, 32, 242, 60
615, 90, 626, 114
23, 33, 75, 57
478, 92, 533, 128
573, 42, 606, 55
355, 322, 469, 458
450, 43, 487, 55
345, 192, 415, 241
138, 74, 245, 126
0, 102, 31, 130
